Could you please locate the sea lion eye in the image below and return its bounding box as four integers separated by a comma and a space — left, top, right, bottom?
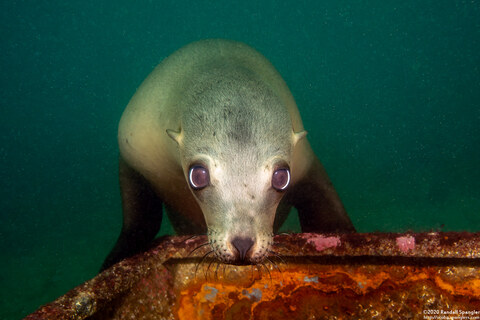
272, 168, 290, 191
188, 165, 210, 190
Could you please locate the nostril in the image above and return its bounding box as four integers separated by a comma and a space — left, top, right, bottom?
231, 237, 254, 260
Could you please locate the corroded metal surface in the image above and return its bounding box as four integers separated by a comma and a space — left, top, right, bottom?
25, 233, 480, 320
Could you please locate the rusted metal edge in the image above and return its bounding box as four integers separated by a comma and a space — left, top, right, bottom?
274, 232, 480, 259
24, 232, 480, 319
24, 236, 189, 320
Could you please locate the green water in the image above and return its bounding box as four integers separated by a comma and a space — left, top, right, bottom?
1, 1, 479, 318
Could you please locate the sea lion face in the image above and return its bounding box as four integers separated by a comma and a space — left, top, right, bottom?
171, 68, 297, 264
184, 154, 290, 264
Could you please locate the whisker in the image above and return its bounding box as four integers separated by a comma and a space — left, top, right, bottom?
261, 262, 273, 284
266, 256, 284, 284
214, 261, 221, 281
266, 256, 282, 275
222, 263, 227, 280
267, 249, 287, 265
188, 242, 210, 257
185, 233, 208, 243
194, 250, 214, 280
205, 258, 216, 281
255, 264, 263, 279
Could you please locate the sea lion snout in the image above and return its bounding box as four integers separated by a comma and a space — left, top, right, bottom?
208, 222, 273, 265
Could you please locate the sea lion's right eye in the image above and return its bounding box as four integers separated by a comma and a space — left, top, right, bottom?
188, 165, 210, 190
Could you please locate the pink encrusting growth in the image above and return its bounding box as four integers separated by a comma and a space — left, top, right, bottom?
185, 238, 197, 246
396, 236, 415, 253
304, 234, 341, 251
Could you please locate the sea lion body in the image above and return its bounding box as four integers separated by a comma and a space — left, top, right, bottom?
102, 39, 354, 270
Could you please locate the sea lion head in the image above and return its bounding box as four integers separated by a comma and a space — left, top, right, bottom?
168, 65, 305, 264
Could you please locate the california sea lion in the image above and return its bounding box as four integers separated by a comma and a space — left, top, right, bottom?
101, 39, 355, 271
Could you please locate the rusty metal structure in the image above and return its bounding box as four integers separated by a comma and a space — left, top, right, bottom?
25, 233, 480, 319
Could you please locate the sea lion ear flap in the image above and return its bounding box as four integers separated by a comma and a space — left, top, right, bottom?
166, 128, 183, 145
292, 130, 307, 146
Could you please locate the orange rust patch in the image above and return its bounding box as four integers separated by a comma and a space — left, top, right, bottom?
435, 274, 480, 296
174, 264, 480, 319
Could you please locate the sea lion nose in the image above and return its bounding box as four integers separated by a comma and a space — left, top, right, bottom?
231, 237, 254, 260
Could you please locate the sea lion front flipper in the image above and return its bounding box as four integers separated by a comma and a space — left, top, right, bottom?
289, 156, 355, 233
100, 157, 163, 271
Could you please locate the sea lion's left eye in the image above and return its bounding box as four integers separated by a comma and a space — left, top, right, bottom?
188, 165, 210, 190
272, 168, 290, 191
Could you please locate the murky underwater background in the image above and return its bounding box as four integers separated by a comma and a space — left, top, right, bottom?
1, 1, 479, 318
